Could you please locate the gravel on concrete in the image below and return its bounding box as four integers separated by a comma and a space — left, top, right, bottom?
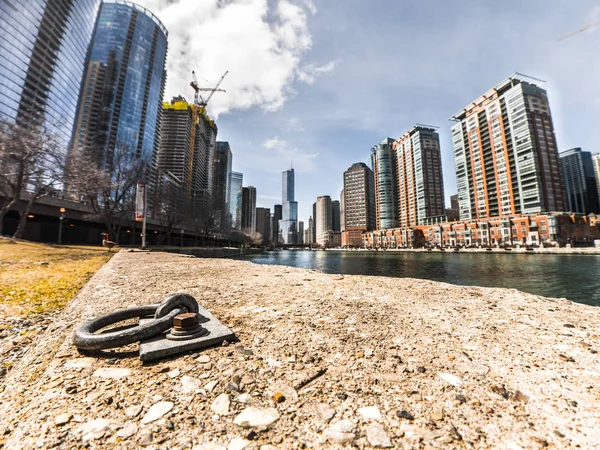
1, 250, 600, 449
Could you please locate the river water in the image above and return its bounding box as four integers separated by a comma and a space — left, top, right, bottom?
243, 250, 600, 306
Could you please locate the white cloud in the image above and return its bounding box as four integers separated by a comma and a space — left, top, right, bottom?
297, 60, 339, 84
262, 137, 287, 149
282, 116, 305, 132
260, 136, 318, 173
138, 0, 317, 117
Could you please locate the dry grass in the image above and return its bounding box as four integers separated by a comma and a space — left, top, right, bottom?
0, 240, 113, 316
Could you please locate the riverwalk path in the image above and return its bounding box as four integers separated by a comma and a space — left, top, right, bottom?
1, 250, 599, 449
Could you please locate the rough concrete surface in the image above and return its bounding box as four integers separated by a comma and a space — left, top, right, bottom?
1, 250, 600, 449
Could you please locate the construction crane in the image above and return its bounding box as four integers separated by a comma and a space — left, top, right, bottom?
558, 20, 600, 41
190, 70, 228, 111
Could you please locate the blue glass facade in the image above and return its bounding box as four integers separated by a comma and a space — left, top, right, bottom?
0, 0, 101, 150
282, 168, 295, 202
79, 0, 168, 170
375, 138, 397, 229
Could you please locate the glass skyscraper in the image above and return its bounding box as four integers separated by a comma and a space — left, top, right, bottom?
282, 168, 295, 202
229, 172, 243, 229
212, 142, 233, 228
280, 168, 298, 244
373, 138, 397, 229
71, 0, 168, 172
0, 0, 101, 150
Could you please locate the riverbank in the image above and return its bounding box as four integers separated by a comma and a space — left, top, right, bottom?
1, 251, 600, 448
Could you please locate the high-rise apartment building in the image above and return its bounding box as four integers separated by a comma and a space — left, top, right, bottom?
155, 97, 218, 212
229, 172, 243, 229
0, 0, 101, 150
312, 202, 317, 243
212, 142, 233, 228
372, 127, 445, 229
340, 189, 346, 232
271, 204, 282, 244
155, 98, 193, 208
446, 194, 460, 221
303, 227, 311, 245
450, 74, 566, 220
72, 1, 168, 173
343, 162, 376, 232
241, 186, 257, 233
559, 148, 600, 214
393, 126, 445, 226
372, 138, 397, 229
331, 200, 341, 232
255, 207, 271, 244
298, 221, 304, 245
593, 154, 600, 210
306, 216, 314, 244
279, 168, 298, 244
316, 195, 332, 246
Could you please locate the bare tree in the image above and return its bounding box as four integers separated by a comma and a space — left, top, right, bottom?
152, 173, 185, 245
188, 195, 220, 246
70, 142, 147, 243
0, 119, 64, 238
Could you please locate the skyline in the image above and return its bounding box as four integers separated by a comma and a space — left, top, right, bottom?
137, 0, 600, 224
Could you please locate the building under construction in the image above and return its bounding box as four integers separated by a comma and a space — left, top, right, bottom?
154, 96, 218, 213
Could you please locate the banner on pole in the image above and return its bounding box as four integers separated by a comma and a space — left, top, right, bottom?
135, 182, 146, 221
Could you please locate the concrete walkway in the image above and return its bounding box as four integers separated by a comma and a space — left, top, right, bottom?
1, 250, 599, 449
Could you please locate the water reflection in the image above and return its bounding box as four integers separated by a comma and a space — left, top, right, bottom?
244, 251, 600, 306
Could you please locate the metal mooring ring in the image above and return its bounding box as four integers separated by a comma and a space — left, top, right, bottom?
73, 294, 199, 351
154, 293, 199, 319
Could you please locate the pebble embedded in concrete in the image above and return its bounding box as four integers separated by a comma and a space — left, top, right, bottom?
92, 368, 131, 379
323, 419, 356, 444
125, 405, 143, 418
233, 407, 280, 429
55, 413, 72, 426
314, 403, 336, 423
211, 393, 231, 416
205, 380, 219, 393
439, 372, 463, 387
366, 422, 393, 448
358, 405, 382, 421
116, 422, 137, 440
181, 375, 202, 394
141, 401, 173, 424
227, 437, 250, 450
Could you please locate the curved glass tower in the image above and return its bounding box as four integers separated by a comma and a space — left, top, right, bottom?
0, 0, 101, 150
375, 138, 397, 229
72, 0, 168, 171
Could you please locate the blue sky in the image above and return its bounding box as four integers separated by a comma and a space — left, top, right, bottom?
141, 0, 600, 224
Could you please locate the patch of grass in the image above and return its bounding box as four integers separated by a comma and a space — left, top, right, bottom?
0, 241, 113, 316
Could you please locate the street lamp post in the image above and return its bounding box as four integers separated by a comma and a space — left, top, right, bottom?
180, 229, 184, 247
58, 207, 66, 244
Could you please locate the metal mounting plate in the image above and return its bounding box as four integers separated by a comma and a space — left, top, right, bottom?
139, 304, 235, 362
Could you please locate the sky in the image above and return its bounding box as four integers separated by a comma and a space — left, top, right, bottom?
138, 0, 600, 224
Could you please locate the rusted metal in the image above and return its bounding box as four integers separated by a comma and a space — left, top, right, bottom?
72, 293, 199, 351
72, 292, 235, 361
173, 312, 199, 331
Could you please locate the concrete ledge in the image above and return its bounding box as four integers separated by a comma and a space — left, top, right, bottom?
1, 250, 599, 448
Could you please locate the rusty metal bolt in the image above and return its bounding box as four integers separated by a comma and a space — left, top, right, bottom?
173, 312, 199, 331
